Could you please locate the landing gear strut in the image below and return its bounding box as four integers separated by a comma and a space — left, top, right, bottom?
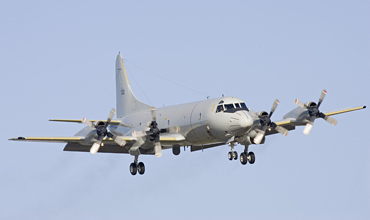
130, 155, 145, 175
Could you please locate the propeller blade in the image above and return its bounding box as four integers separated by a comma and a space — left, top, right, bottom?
82, 117, 94, 127
113, 136, 127, 146
295, 99, 306, 109
154, 141, 162, 157
303, 121, 314, 135
151, 107, 156, 122
324, 115, 337, 126
132, 131, 146, 138
90, 142, 101, 154
269, 99, 279, 118
253, 130, 265, 144
274, 125, 289, 136
106, 108, 116, 126
317, 89, 327, 107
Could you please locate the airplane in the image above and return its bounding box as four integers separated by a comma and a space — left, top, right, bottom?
9, 53, 366, 175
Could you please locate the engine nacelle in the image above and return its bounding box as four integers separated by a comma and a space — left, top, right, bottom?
236, 133, 265, 145
95, 121, 106, 127
258, 111, 269, 117
307, 102, 317, 107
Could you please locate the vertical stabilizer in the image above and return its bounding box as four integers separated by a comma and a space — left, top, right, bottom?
116, 53, 151, 118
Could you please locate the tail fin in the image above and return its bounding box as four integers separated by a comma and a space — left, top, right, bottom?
116, 53, 151, 118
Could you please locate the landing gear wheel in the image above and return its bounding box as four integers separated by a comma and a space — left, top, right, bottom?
130, 163, 137, 175
248, 152, 255, 164
240, 152, 247, 165
137, 162, 145, 175
228, 151, 233, 161
232, 151, 238, 160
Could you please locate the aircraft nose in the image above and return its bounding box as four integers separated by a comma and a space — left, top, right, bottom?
238, 111, 253, 128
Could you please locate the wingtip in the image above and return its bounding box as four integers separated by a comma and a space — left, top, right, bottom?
9, 137, 25, 141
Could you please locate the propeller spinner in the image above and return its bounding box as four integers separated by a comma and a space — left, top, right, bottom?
295, 89, 337, 135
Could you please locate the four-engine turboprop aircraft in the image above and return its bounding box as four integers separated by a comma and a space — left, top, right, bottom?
9, 53, 366, 175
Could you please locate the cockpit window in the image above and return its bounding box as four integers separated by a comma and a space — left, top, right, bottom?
240, 102, 248, 110
216, 105, 224, 113
216, 102, 248, 113
224, 104, 234, 110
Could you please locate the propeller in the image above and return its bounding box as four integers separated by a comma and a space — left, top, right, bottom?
132, 107, 180, 157
251, 99, 289, 144
82, 108, 126, 154
146, 107, 162, 157
295, 89, 337, 135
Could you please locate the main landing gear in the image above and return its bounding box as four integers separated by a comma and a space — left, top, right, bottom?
130, 155, 145, 175
240, 151, 255, 165
227, 145, 255, 165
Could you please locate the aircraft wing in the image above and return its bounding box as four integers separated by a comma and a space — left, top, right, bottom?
264, 119, 296, 136
49, 119, 133, 128
9, 136, 86, 143
8, 136, 137, 143
323, 106, 366, 116
9, 133, 186, 154
264, 105, 366, 136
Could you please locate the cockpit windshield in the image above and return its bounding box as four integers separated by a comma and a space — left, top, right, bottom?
240, 102, 247, 109
224, 104, 234, 110
215, 102, 249, 113
216, 105, 224, 113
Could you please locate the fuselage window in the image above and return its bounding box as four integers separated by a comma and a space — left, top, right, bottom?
235, 103, 240, 108
224, 104, 234, 110
216, 105, 224, 113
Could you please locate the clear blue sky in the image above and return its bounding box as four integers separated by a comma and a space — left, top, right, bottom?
1, 1, 369, 219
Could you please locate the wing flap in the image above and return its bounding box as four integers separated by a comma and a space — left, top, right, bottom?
63, 143, 130, 154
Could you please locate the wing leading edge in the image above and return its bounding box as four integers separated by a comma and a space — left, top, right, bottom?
9, 133, 186, 154
269, 105, 366, 134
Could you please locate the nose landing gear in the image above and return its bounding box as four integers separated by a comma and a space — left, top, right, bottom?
228, 142, 238, 160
